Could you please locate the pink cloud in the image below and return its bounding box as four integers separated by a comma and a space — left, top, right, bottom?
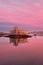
0, 1, 43, 28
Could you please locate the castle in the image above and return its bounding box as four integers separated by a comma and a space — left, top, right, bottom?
10, 27, 28, 35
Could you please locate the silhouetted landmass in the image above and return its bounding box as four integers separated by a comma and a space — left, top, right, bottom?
0, 32, 4, 37
30, 31, 43, 36
0, 31, 43, 37
36, 31, 43, 36
0, 27, 32, 38
0, 32, 9, 37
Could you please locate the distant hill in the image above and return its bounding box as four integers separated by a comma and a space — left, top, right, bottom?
30, 31, 43, 36
36, 31, 43, 36
0, 32, 9, 37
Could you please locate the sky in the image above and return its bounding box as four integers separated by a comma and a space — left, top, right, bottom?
0, 0, 43, 27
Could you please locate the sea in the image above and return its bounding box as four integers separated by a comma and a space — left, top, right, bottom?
0, 22, 43, 65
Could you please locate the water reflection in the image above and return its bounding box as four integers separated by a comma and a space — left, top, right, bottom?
10, 38, 28, 46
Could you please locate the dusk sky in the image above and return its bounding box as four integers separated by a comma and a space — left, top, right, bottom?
0, 0, 43, 27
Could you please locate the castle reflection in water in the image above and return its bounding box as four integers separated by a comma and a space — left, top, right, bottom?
10, 38, 28, 46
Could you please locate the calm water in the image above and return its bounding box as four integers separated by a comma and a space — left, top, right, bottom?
0, 36, 43, 65
0, 23, 43, 65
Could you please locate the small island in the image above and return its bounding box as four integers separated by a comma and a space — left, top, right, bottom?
0, 27, 32, 38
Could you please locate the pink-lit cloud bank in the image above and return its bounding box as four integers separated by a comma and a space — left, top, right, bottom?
0, 0, 43, 27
